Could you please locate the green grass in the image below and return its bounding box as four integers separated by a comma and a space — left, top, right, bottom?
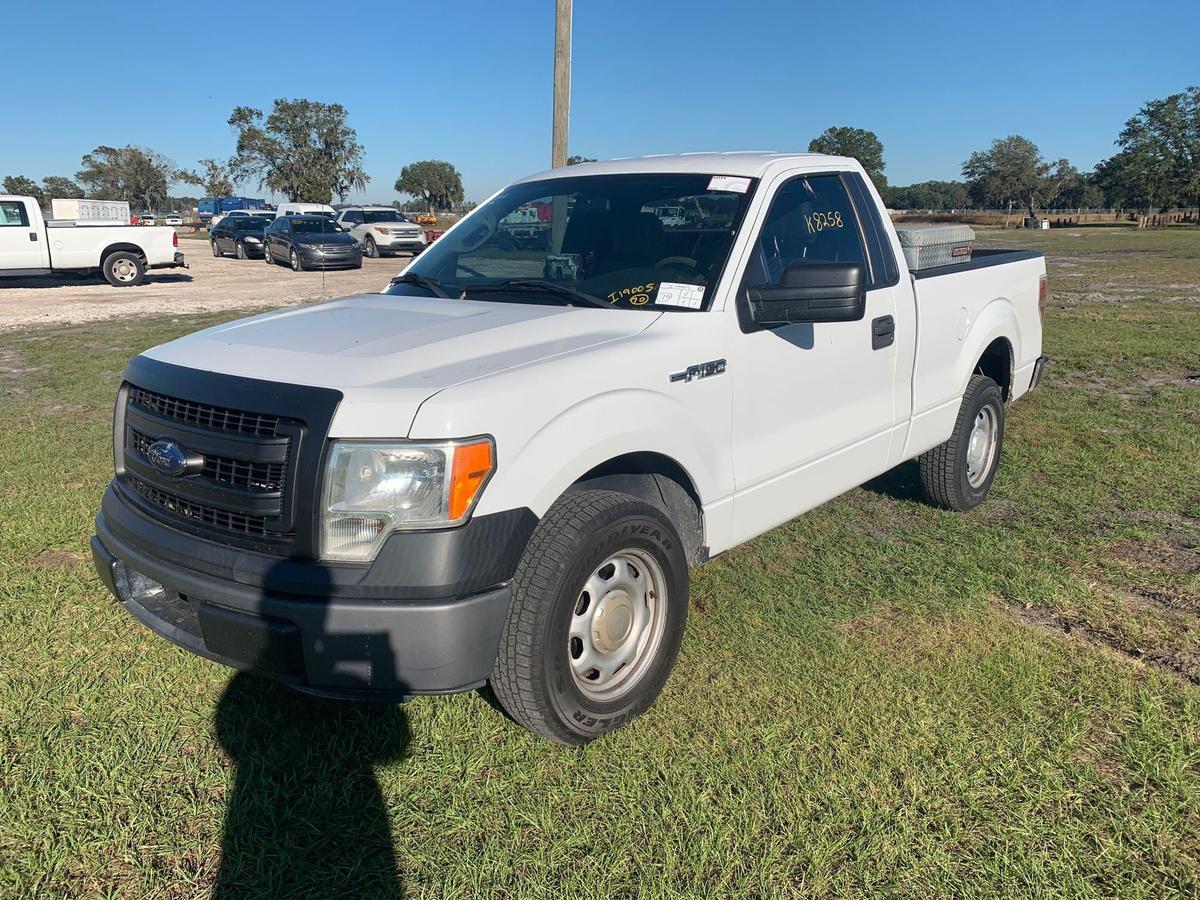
2, 226, 1198, 897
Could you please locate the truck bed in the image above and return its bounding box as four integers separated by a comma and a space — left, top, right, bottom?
904, 248, 1046, 460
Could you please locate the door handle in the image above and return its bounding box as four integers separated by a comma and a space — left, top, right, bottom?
29, 232, 38, 242
871, 315, 895, 350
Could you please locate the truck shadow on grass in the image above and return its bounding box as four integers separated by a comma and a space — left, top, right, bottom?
213, 674, 409, 898
210, 558, 411, 898
861, 459, 924, 502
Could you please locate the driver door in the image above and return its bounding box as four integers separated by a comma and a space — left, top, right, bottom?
727, 171, 900, 545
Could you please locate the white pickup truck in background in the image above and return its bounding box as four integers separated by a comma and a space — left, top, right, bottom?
92, 153, 1047, 745
0, 195, 186, 286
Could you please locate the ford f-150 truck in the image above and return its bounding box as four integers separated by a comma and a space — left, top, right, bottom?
92, 153, 1047, 744
0, 195, 186, 286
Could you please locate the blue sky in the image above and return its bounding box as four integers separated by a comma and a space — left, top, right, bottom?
6, 0, 1198, 203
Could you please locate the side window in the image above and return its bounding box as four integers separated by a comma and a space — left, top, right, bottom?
0, 200, 30, 227
844, 173, 899, 287
746, 174, 865, 286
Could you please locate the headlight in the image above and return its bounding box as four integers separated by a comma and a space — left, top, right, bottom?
244, 235, 262, 243
320, 438, 495, 561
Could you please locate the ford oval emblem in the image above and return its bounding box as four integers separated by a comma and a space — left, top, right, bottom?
146, 440, 191, 477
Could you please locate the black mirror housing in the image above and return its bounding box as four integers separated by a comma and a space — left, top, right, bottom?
748, 261, 867, 325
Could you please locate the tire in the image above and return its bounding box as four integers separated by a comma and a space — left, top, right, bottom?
363, 236, 378, 258
918, 374, 1005, 511
211, 240, 221, 258
235, 241, 247, 260
290, 249, 303, 272
102, 251, 145, 287
264, 244, 274, 265
491, 490, 689, 745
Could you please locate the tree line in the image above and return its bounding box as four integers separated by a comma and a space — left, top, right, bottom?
6, 87, 1197, 217
3, 98, 466, 214
809, 85, 1200, 215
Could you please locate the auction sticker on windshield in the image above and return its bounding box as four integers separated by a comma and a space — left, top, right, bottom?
656, 282, 705, 309
707, 175, 751, 193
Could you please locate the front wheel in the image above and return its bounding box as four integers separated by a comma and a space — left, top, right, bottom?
363, 236, 378, 258
102, 251, 145, 287
211, 240, 221, 258
290, 249, 303, 272
918, 374, 1005, 511
491, 490, 689, 745
235, 241, 247, 260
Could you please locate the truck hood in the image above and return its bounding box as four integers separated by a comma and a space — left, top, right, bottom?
142, 293, 660, 437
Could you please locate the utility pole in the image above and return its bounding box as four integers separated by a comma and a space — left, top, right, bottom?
552, 0, 572, 168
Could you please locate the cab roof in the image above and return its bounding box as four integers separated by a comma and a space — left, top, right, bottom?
517, 152, 859, 184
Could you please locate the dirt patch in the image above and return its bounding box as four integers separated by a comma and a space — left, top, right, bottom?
995, 596, 1200, 685
1111, 537, 1200, 575
0, 346, 37, 399
1055, 367, 1200, 398
29, 548, 88, 570
0, 250, 412, 332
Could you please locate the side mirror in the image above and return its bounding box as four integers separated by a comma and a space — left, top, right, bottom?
748, 261, 866, 325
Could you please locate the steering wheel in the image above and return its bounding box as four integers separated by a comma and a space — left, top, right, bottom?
654, 256, 700, 273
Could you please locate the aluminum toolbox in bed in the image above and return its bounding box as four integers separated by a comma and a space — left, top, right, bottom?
895, 225, 975, 271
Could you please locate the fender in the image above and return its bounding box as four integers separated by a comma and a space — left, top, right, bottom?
470, 387, 731, 549
954, 296, 1023, 400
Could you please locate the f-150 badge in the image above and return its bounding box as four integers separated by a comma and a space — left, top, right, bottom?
669, 359, 726, 384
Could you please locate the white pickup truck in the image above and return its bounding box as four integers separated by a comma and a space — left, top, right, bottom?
0, 195, 186, 286
92, 153, 1047, 744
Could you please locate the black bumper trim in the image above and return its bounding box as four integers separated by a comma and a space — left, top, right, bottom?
100, 485, 536, 600
1029, 355, 1049, 392
93, 529, 512, 696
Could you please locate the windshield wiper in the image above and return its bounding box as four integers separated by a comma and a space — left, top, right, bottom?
462, 279, 611, 309
389, 271, 450, 298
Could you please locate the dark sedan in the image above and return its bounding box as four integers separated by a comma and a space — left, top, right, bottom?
264, 216, 363, 271
210, 215, 273, 259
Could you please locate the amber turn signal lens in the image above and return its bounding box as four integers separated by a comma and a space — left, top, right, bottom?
448, 440, 494, 520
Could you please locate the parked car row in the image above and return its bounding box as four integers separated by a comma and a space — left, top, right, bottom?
210, 214, 364, 270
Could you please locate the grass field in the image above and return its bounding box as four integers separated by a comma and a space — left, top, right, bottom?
1, 226, 1198, 897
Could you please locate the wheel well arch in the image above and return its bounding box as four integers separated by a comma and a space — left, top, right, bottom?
974, 336, 1013, 401
100, 242, 147, 265
565, 451, 706, 565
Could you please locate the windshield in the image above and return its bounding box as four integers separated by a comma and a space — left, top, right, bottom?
387, 173, 756, 311
291, 217, 340, 234
362, 209, 408, 223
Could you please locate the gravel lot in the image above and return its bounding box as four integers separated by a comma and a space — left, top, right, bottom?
0, 237, 414, 331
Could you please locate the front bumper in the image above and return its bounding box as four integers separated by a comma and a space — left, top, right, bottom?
92, 488, 532, 697
378, 238, 426, 253
299, 246, 362, 269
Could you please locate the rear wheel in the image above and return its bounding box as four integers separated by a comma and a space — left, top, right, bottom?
491, 490, 689, 745
102, 251, 145, 287
918, 374, 1005, 511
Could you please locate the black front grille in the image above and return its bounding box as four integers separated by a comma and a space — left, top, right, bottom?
128, 386, 281, 437
117, 357, 342, 558
128, 428, 286, 493
129, 475, 269, 537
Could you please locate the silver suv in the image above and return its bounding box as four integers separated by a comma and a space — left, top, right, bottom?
335, 206, 427, 258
